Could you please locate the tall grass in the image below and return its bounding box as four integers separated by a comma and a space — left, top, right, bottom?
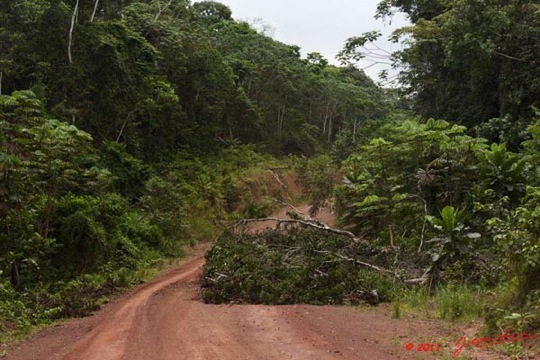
401, 283, 484, 321
435, 283, 483, 321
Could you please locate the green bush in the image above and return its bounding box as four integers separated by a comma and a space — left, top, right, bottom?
0, 281, 31, 330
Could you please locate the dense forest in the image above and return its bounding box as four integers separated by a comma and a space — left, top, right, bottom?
1, 0, 539, 352
0, 0, 385, 331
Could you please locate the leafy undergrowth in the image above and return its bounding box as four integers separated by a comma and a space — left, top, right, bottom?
0, 143, 283, 340
201, 228, 401, 305
0, 255, 164, 343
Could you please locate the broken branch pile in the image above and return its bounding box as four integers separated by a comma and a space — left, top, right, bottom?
202, 226, 419, 306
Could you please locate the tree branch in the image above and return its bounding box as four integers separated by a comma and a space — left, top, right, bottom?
116, 110, 136, 142
404, 266, 431, 285
312, 250, 393, 274
236, 217, 364, 243
494, 51, 525, 62
155, 0, 175, 21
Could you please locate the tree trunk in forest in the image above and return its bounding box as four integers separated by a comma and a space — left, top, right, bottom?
68, 0, 80, 64
10, 260, 19, 288
352, 117, 358, 143
90, 0, 99, 22
323, 102, 330, 135
327, 117, 333, 142
277, 104, 286, 139
389, 224, 395, 248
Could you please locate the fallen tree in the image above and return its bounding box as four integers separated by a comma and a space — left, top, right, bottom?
233, 216, 444, 288
201, 226, 415, 305
235, 217, 364, 243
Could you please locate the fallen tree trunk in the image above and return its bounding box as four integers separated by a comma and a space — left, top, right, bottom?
236, 217, 364, 243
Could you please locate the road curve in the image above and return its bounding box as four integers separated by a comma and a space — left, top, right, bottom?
6, 243, 513, 360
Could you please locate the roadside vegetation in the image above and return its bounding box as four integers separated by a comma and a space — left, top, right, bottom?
205, 113, 540, 339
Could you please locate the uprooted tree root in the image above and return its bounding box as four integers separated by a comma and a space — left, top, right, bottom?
201, 221, 430, 306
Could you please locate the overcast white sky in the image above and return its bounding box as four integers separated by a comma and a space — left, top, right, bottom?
216, 0, 409, 83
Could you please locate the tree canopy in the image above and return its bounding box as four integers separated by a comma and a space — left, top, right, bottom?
341, 0, 540, 140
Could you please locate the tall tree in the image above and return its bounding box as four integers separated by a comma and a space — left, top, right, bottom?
342, 0, 540, 133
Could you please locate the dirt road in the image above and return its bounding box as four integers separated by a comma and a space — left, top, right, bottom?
5, 206, 524, 359
5, 244, 515, 360
3, 247, 408, 359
